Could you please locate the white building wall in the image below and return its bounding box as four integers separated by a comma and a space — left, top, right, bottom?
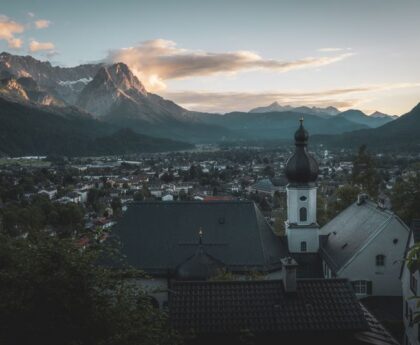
286, 226, 320, 253
402, 234, 420, 345
287, 186, 317, 225
338, 217, 409, 296
286, 184, 319, 253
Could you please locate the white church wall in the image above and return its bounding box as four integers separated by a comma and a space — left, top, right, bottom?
287, 186, 317, 225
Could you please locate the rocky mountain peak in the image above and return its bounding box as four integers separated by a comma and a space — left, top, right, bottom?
94, 62, 147, 95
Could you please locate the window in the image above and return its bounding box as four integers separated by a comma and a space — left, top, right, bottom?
405, 300, 409, 319
352, 280, 372, 295
300, 196, 307, 201
299, 207, 307, 222
301, 241, 307, 252
411, 273, 418, 295
376, 255, 385, 266
353, 280, 367, 294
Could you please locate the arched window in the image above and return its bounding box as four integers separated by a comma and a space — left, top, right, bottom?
299, 207, 307, 222
376, 255, 385, 266
301, 241, 307, 252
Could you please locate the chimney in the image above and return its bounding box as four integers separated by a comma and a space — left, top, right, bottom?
357, 193, 369, 205
281, 257, 298, 293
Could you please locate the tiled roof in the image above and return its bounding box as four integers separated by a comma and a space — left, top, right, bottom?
355, 303, 400, 345
170, 278, 368, 335
112, 201, 287, 275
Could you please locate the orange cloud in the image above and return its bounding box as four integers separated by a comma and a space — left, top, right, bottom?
0, 15, 24, 49
35, 19, 51, 29
29, 40, 55, 52
162, 83, 420, 113
107, 39, 354, 92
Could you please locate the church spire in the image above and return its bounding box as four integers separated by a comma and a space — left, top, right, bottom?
285, 118, 319, 185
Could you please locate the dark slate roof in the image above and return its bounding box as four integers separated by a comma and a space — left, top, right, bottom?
176, 243, 224, 281
285, 120, 319, 185
170, 278, 368, 335
113, 201, 287, 275
291, 253, 324, 279
355, 303, 400, 345
320, 200, 408, 272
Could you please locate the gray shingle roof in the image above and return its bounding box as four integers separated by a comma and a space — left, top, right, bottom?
320, 200, 399, 272
169, 278, 368, 335
113, 201, 287, 275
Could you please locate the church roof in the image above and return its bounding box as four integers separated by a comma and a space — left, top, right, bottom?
169, 278, 368, 335
320, 199, 409, 272
175, 231, 225, 280
285, 119, 319, 185
113, 201, 287, 275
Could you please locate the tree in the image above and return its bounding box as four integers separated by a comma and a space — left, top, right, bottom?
352, 145, 380, 198
111, 197, 122, 217
0, 230, 178, 345
328, 184, 360, 218
391, 175, 420, 225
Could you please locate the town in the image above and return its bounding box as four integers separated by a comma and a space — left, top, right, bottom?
1, 143, 418, 236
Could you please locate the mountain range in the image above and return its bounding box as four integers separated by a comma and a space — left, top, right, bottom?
249, 102, 396, 128
0, 52, 416, 155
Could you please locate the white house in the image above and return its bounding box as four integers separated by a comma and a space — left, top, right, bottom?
320, 195, 409, 297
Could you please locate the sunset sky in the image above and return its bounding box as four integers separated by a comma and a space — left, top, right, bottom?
1, 0, 419, 114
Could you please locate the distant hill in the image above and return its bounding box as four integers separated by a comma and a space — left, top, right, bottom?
249, 102, 340, 117
314, 103, 420, 151
336, 109, 394, 128
0, 97, 193, 157
198, 110, 368, 140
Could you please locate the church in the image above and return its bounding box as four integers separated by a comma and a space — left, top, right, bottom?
113, 120, 407, 343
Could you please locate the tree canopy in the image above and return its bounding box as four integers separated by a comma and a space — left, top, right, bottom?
0, 229, 178, 345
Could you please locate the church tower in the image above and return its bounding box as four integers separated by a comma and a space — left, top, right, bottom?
284, 119, 320, 253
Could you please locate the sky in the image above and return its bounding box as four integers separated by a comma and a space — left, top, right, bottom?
0, 0, 420, 115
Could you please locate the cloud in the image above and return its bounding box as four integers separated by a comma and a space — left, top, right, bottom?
106, 39, 354, 91
0, 14, 24, 49
29, 40, 55, 52
7, 37, 23, 49
34, 19, 51, 29
317, 47, 350, 52
161, 83, 420, 113
27, 12, 35, 18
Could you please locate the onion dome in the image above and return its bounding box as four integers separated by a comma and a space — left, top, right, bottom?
285, 118, 319, 184
176, 228, 224, 281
